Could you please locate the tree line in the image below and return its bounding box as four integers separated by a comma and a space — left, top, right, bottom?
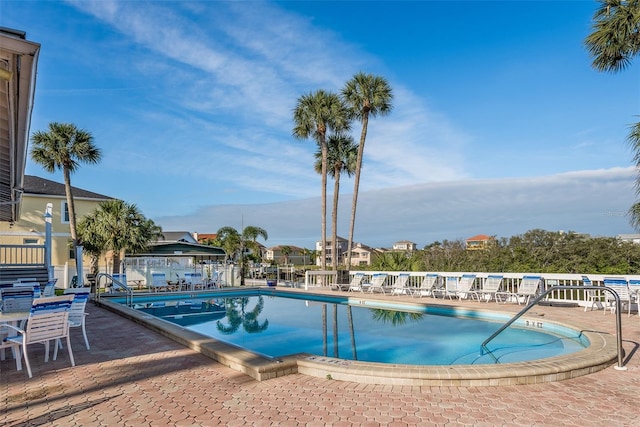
370, 229, 640, 275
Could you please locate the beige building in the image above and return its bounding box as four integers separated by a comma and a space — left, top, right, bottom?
392, 240, 417, 252
347, 242, 380, 267
0, 175, 112, 283
264, 245, 307, 265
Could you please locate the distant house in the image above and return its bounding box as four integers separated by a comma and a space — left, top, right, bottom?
265, 245, 307, 265
465, 234, 494, 250
195, 233, 217, 244
618, 234, 640, 244
347, 242, 381, 267
392, 240, 417, 252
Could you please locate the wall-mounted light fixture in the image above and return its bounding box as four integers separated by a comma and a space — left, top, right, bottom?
0, 67, 12, 81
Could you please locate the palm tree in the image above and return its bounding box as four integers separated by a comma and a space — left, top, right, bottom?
293, 90, 350, 270
585, 1, 640, 226
214, 226, 242, 263
216, 296, 269, 334
342, 73, 393, 267
31, 122, 102, 257
77, 199, 163, 284
314, 134, 358, 269
242, 225, 268, 262
280, 245, 291, 265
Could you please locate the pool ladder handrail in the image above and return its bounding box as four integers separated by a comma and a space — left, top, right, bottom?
480, 285, 626, 370
95, 272, 133, 305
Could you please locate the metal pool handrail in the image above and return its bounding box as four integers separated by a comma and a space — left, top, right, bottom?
480, 285, 625, 370
95, 273, 133, 305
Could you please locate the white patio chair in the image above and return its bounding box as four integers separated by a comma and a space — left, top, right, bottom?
2, 295, 75, 378
13, 281, 41, 298
582, 276, 602, 312
42, 278, 58, 297
63, 289, 90, 350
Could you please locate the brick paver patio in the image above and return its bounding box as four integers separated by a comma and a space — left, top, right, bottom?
1, 292, 639, 426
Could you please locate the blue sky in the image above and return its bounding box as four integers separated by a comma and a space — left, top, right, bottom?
2, 0, 639, 248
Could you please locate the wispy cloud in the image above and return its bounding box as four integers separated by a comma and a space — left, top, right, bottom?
67, 0, 469, 205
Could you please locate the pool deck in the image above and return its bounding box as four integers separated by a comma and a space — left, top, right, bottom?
2, 289, 639, 426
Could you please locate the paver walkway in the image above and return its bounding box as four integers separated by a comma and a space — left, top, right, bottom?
1, 293, 639, 426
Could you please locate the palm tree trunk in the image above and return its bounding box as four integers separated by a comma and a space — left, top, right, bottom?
321, 142, 328, 272
331, 165, 341, 270
333, 304, 338, 358
322, 303, 327, 356
346, 113, 369, 267
347, 306, 357, 360
62, 166, 80, 259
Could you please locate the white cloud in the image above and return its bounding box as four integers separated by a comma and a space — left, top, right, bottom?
155, 167, 638, 249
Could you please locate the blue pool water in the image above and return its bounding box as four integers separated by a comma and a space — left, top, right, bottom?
126, 290, 588, 365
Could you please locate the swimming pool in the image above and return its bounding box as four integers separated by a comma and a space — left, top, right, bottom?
97, 288, 618, 385
130, 292, 586, 365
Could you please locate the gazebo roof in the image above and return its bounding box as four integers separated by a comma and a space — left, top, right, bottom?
132, 242, 226, 258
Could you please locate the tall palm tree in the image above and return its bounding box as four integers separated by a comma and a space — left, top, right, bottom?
314, 134, 358, 269
585, 0, 640, 226
342, 73, 393, 267
31, 122, 102, 257
293, 90, 350, 270
77, 199, 162, 279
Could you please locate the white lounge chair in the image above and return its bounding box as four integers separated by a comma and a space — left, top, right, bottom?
438, 274, 478, 300
456, 274, 479, 300
366, 273, 389, 294
603, 277, 634, 316
2, 295, 75, 378
110, 274, 128, 292
481, 275, 503, 302
192, 272, 205, 290
149, 272, 169, 292
390, 274, 411, 295
515, 275, 543, 305
411, 273, 440, 297
346, 273, 366, 292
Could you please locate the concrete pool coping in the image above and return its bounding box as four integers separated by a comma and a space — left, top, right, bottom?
95, 287, 619, 386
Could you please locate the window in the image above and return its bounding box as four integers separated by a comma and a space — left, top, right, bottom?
61, 201, 70, 224
68, 239, 75, 259
23, 238, 39, 245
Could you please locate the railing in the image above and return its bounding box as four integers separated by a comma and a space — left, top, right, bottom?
0, 244, 45, 267
347, 271, 640, 307
305, 270, 338, 289
95, 272, 133, 305
480, 285, 626, 370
